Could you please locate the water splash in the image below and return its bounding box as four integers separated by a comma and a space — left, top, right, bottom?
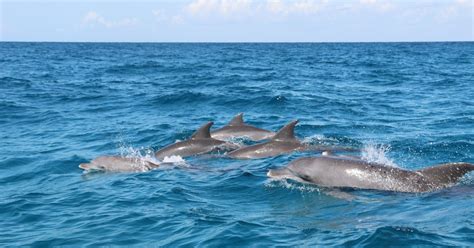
117, 137, 190, 168
112, 138, 153, 169
224, 137, 248, 147
302, 134, 335, 145
361, 143, 397, 167
265, 179, 321, 193
162, 155, 187, 166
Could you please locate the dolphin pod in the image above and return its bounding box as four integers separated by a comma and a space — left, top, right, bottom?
79, 113, 473, 193
268, 155, 474, 193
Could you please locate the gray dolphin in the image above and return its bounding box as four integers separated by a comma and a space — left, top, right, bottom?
211, 113, 275, 141
155, 121, 237, 160
79, 156, 159, 173
227, 120, 306, 159
268, 156, 474, 193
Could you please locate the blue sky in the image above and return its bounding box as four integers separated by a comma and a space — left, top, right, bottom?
0, 0, 472, 42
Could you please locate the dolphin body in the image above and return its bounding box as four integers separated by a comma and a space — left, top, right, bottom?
211, 113, 275, 141
268, 156, 474, 193
79, 156, 159, 173
227, 120, 306, 159
155, 122, 237, 160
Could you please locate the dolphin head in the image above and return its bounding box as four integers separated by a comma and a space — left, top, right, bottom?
268, 157, 321, 183
268, 157, 325, 184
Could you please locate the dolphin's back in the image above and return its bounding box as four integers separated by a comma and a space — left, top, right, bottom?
287, 157, 430, 192
280, 157, 474, 192
155, 139, 225, 160
211, 125, 274, 141
227, 140, 303, 159
211, 113, 274, 141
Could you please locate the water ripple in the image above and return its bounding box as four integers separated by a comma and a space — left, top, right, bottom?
0, 42, 473, 246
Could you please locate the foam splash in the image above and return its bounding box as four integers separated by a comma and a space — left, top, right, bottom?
265, 179, 321, 193
459, 173, 474, 185
361, 143, 397, 167
224, 137, 248, 147
117, 142, 187, 169
162, 155, 187, 166
302, 134, 335, 145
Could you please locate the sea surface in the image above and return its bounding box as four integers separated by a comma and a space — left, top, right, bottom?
0, 42, 473, 247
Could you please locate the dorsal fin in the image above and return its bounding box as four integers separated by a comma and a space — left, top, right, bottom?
272, 120, 298, 141
191, 121, 213, 139
228, 113, 244, 126
417, 162, 474, 184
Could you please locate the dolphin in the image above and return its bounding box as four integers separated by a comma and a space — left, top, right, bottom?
79, 156, 159, 173
211, 113, 275, 141
227, 120, 306, 159
155, 121, 237, 160
267, 156, 474, 193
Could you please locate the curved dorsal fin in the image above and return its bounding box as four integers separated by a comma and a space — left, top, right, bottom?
272, 120, 298, 141
191, 121, 213, 139
228, 113, 244, 126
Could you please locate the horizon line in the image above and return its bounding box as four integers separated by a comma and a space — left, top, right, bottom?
1, 40, 473, 43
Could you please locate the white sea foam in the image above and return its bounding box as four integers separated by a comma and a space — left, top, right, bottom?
162, 155, 188, 166
265, 179, 321, 193
302, 134, 336, 145
115, 139, 190, 171
116, 135, 190, 165
224, 137, 247, 147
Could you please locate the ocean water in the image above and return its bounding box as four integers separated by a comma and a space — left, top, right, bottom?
0, 42, 473, 247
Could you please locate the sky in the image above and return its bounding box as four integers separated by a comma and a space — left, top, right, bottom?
0, 0, 472, 42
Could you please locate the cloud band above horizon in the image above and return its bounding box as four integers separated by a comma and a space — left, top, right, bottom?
1, 0, 472, 42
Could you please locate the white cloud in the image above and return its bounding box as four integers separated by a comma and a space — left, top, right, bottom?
82, 11, 138, 28
185, 0, 327, 17
437, 0, 472, 21
151, 9, 185, 25
186, 0, 252, 16
266, 0, 286, 15
171, 15, 185, 24
359, 0, 394, 12
152, 9, 162, 18
292, 0, 327, 14
455, 0, 470, 4
265, 0, 328, 15
360, 0, 377, 4
152, 9, 167, 22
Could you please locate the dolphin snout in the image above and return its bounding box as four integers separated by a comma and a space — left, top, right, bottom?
79, 163, 93, 171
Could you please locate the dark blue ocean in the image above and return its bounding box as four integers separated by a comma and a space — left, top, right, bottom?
1, 42, 473, 247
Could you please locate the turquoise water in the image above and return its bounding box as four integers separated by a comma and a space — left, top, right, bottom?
0, 42, 473, 246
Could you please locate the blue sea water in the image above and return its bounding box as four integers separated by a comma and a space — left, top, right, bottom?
0, 42, 473, 247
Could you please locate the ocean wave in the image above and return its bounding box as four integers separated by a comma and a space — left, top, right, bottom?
344, 226, 456, 247
1, 42, 473, 246
104, 61, 165, 74
149, 91, 213, 105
